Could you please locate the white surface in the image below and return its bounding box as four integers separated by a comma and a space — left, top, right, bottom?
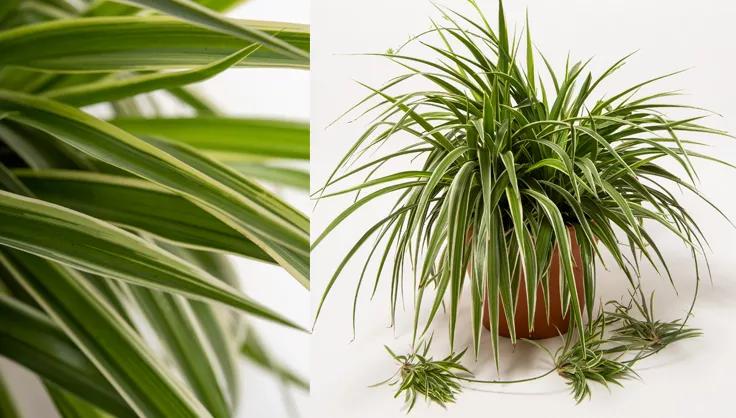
310, 1, 736, 417
1, 1, 310, 418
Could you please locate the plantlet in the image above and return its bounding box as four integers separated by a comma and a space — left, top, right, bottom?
380, 340, 469, 412
315, 0, 729, 409
606, 289, 702, 358
554, 309, 636, 403
0, 1, 308, 417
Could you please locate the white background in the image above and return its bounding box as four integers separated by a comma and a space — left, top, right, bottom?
311, 1, 736, 417
0, 1, 310, 417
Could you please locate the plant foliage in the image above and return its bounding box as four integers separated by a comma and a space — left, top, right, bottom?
314, 0, 728, 367
554, 308, 635, 403
315, 0, 730, 410
0, 0, 308, 417
606, 289, 702, 358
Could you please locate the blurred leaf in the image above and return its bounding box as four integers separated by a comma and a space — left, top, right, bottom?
129, 288, 231, 417
0, 190, 301, 329
0, 90, 309, 287
0, 3, 310, 416
0, 0, 20, 23
241, 328, 308, 391
0, 16, 309, 72
1, 250, 213, 417
119, 0, 308, 60
0, 371, 20, 418
227, 163, 309, 190
16, 169, 274, 262
0, 292, 136, 418
46, 382, 117, 418
44, 45, 259, 107
112, 117, 309, 160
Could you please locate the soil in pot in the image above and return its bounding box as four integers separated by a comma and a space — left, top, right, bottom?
482, 227, 586, 340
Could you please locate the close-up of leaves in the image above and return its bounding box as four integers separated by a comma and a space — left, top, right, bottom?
0, 0, 308, 417
313, 0, 731, 409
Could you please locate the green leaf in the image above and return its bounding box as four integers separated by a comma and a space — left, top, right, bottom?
497, 0, 509, 73
0, 90, 308, 287
46, 384, 113, 418
111, 117, 309, 160
145, 136, 309, 287
129, 288, 231, 417
0, 17, 309, 72
0, 0, 19, 23
0, 370, 20, 418
43, 45, 259, 107
0, 295, 133, 418
525, 11, 535, 93
194, 0, 248, 13
0, 251, 213, 418
119, 0, 308, 60
500, 151, 538, 327
0, 190, 301, 330
0, 122, 82, 169
169, 248, 242, 403
525, 189, 585, 348
15, 169, 273, 262
166, 86, 220, 115
446, 160, 475, 349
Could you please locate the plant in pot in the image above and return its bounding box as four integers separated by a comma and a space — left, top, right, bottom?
313, 0, 729, 409
0, 0, 308, 416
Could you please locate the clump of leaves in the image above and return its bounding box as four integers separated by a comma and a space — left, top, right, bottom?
554, 310, 636, 403
0, 0, 309, 417
381, 290, 699, 409
607, 289, 702, 358
556, 287, 703, 403
381, 340, 469, 412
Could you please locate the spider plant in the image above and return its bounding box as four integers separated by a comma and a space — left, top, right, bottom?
0, 0, 308, 417
314, 0, 729, 382
379, 338, 468, 412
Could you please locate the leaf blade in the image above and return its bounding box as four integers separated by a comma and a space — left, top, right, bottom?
0, 190, 301, 330
0, 17, 309, 72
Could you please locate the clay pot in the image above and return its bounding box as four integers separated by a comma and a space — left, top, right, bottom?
480, 227, 585, 339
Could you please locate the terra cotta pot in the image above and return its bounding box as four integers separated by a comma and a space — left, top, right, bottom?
480, 227, 585, 340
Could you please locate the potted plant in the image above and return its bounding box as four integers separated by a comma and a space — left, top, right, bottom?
314, 0, 730, 408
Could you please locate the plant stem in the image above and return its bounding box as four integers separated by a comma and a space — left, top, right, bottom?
458, 367, 557, 385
